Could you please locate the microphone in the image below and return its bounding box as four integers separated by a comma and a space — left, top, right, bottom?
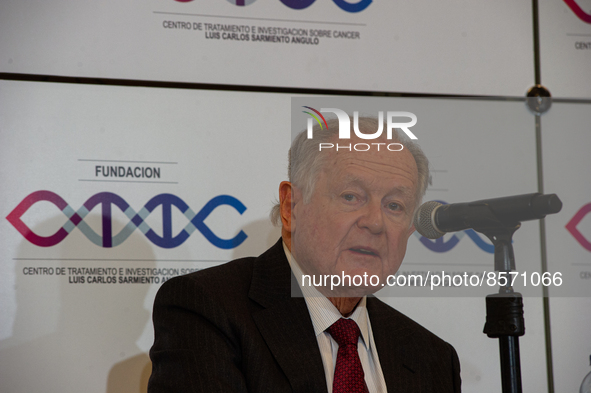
414, 193, 562, 239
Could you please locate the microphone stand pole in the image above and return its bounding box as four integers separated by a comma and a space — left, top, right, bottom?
480, 224, 525, 393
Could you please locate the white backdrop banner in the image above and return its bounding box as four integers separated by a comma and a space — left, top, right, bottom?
542, 102, 591, 392
0, 81, 555, 392
0, 80, 289, 393
0, 0, 534, 96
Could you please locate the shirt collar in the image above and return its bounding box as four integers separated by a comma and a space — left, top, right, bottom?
283, 241, 371, 348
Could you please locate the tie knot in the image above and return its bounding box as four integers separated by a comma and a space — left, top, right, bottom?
327, 318, 361, 347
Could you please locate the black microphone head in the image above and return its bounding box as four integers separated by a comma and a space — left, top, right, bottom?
414, 201, 445, 239
532, 193, 562, 217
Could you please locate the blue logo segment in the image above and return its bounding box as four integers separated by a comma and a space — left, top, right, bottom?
416, 229, 494, 254
332, 0, 372, 13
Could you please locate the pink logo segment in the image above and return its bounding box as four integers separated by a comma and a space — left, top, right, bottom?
566, 203, 591, 251
564, 0, 591, 23
6, 190, 71, 247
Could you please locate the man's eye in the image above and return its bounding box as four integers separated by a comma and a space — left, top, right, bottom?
342, 194, 356, 202
387, 202, 402, 211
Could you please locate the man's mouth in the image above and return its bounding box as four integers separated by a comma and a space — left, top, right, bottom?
349, 247, 378, 256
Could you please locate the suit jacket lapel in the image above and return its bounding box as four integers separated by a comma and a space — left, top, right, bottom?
247, 241, 424, 393
249, 240, 328, 393
367, 297, 421, 393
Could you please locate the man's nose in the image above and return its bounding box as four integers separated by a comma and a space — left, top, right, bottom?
357, 201, 385, 234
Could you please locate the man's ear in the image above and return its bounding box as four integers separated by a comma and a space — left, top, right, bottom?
279, 181, 294, 232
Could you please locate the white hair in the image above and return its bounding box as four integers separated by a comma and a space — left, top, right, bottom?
270, 116, 429, 225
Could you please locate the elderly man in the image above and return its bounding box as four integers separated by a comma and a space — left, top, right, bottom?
148, 117, 461, 393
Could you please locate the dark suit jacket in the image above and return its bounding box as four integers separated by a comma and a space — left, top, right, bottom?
148, 239, 461, 392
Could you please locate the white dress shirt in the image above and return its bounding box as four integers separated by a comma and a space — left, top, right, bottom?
283, 242, 388, 393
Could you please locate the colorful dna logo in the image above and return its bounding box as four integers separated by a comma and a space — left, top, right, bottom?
6, 191, 247, 249
414, 230, 494, 253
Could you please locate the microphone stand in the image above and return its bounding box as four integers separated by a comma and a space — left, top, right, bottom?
414, 192, 562, 392
479, 224, 525, 393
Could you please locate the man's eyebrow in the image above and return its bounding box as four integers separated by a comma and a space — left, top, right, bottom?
385, 186, 414, 199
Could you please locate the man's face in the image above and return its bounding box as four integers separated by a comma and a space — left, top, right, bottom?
291, 140, 418, 296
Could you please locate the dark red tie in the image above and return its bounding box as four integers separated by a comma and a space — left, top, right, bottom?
327, 318, 369, 393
